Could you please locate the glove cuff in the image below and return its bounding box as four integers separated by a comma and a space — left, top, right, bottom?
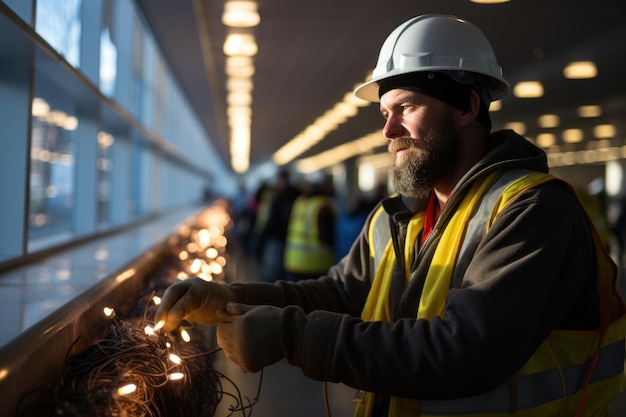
278, 305, 307, 364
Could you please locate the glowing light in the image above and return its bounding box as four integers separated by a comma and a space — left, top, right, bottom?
180, 329, 191, 343
154, 320, 165, 331
563, 61, 597, 79
169, 353, 182, 364
190, 259, 203, 274
578, 105, 602, 118
103, 307, 115, 317
117, 384, 137, 395
144, 325, 155, 336
513, 81, 544, 98
538, 114, 560, 129
168, 372, 185, 380
594, 124, 616, 139
222, 1, 260, 28
562, 128, 583, 144
536, 133, 556, 148
489, 100, 502, 112
152, 296, 162, 306
504, 122, 527, 136
223, 33, 258, 57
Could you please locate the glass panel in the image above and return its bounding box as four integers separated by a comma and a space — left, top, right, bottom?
96, 131, 114, 226
34, 0, 82, 68
29, 96, 77, 244
99, 0, 117, 96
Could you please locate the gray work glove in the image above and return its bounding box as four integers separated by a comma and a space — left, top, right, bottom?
216, 303, 304, 373
154, 277, 235, 332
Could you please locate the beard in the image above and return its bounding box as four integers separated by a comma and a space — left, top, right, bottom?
390, 110, 461, 198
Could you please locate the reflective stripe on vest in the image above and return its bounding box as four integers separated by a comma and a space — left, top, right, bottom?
359, 169, 626, 417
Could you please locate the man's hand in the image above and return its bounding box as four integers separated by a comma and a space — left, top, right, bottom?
154, 277, 235, 332
216, 303, 287, 373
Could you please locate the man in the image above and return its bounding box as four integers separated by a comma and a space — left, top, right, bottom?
156, 15, 626, 416
258, 169, 299, 282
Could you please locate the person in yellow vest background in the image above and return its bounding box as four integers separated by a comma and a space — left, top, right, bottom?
155, 14, 626, 417
284, 179, 337, 282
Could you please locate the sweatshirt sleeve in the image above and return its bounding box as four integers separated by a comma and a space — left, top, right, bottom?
281, 181, 600, 400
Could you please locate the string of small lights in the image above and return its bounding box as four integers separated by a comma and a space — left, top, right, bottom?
17, 200, 261, 417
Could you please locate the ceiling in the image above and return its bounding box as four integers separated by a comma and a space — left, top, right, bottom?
136, 0, 626, 177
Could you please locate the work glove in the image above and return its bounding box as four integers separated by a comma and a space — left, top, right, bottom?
216, 303, 303, 373
154, 277, 235, 332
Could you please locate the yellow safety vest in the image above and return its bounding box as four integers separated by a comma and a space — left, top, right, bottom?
356, 169, 626, 417
284, 195, 336, 274
253, 188, 273, 234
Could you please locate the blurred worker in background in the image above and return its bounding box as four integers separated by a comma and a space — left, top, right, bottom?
156, 14, 626, 417
257, 170, 299, 282
284, 179, 337, 281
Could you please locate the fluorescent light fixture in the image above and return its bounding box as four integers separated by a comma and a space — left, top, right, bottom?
578, 105, 602, 118
562, 128, 583, 143
489, 100, 502, 112
536, 133, 556, 148
504, 122, 526, 135
273, 83, 369, 166
563, 61, 597, 79
222, 1, 260, 28
513, 81, 544, 98
227, 91, 252, 106
538, 114, 560, 128
594, 124, 616, 139
223, 33, 258, 56
227, 77, 253, 92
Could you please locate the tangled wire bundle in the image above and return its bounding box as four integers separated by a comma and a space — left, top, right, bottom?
18, 203, 261, 417
51, 318, 221, 417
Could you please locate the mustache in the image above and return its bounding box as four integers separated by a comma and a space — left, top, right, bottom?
388, 137, 418, 154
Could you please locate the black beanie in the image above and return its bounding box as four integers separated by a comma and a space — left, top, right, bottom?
377, 72, 492, 130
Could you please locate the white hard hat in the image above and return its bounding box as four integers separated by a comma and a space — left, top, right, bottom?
354, 14, 510, 103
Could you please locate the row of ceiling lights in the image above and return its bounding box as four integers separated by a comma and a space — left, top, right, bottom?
221, 0, 260, 174
219, 0, 512, 175
294, 58, 616, 174
220, 0, 614, 175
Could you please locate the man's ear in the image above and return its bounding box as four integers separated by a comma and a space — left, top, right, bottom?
459, 90, 481, 127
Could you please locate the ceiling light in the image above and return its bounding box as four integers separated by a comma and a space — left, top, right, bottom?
578, 105, 602, 118
504, 122, 526, 135
563, 61, 597, 79
513, 81, 544, 98
227, 77, 253, 92
538, 114, 560, 128
226, 65, 255, 78
562, 128, 583, 143
223, 33, 258, 56
489, 100, 502, 112
594, 124, 616, 139
227, 91, 252, 106
222, 1, 260, 28
230, 128, 250, 173
226, 55, 253, 68
536, 133, 556, 148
